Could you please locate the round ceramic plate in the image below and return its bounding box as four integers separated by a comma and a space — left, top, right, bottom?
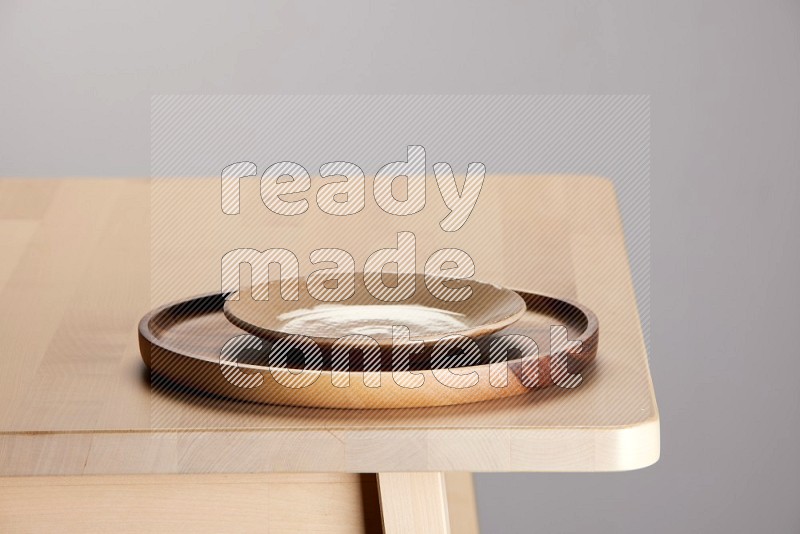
223, 273, 527, 347
138, 290, 598, 409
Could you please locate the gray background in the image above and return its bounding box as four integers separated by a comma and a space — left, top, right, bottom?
1, 1, 798, 532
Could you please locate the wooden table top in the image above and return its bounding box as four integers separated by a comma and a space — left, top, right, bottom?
0, 176, 658, 475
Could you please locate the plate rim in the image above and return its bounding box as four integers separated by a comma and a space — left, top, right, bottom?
221, 274, 529, 347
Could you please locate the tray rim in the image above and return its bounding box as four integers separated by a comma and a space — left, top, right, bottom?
139, 288, 598, 376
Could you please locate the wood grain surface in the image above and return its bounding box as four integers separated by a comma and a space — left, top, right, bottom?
0, 176, 659, 475
0, 473, 382, 533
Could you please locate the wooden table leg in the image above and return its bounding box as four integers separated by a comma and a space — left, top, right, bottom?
377, 472, 452, 533
444, 473, 480, 534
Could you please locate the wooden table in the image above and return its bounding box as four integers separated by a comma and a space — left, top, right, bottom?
0, 176, 659, 533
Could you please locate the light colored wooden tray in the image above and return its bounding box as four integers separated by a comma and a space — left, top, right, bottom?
138, 291, 598, 409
